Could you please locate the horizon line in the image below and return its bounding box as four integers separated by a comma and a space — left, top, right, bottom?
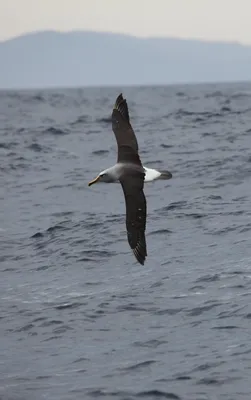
0, 79, 250, 92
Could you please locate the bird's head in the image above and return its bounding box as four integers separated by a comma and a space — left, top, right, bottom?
88, 169, 114, 186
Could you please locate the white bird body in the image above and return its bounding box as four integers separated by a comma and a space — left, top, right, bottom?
144, 167, 163, 182
95, 164, 172, 184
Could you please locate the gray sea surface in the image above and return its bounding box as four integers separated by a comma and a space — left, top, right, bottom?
1, 83, 251, 400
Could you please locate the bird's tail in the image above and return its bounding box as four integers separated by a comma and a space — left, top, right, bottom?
159, 170, 173, 180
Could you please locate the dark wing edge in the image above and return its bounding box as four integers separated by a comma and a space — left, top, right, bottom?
132, 230, 147, 266
120, 174, 147, 265
111, 93, 139, 160
113, 93, 130, 124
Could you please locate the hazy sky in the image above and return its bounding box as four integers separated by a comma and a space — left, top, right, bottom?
1, 0, 251, 44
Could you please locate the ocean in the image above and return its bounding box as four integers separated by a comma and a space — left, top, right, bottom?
1, 82, 251, 400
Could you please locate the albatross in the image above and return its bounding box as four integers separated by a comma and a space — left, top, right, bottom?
88, 93, 172, 265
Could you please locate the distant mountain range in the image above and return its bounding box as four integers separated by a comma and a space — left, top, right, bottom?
0, 30, 251, 89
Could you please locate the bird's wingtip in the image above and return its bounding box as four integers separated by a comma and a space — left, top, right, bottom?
113, 93, 130, 122
133, 253, 145, 266
133, 242, 147, 266
114, 93, 124, 108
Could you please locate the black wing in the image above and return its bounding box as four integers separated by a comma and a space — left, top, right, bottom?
120, 171, 147, 265
112, 93, 142, 165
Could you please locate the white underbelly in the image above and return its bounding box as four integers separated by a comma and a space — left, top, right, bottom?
113, 166, 161, 183
144, 167, 161, 182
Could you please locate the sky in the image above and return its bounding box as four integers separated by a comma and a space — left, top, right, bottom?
1, 0, 251, 44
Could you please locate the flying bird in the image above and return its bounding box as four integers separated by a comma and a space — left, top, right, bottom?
88, 93, 172, 265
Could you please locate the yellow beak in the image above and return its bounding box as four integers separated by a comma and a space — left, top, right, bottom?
88, 175, 100, 186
